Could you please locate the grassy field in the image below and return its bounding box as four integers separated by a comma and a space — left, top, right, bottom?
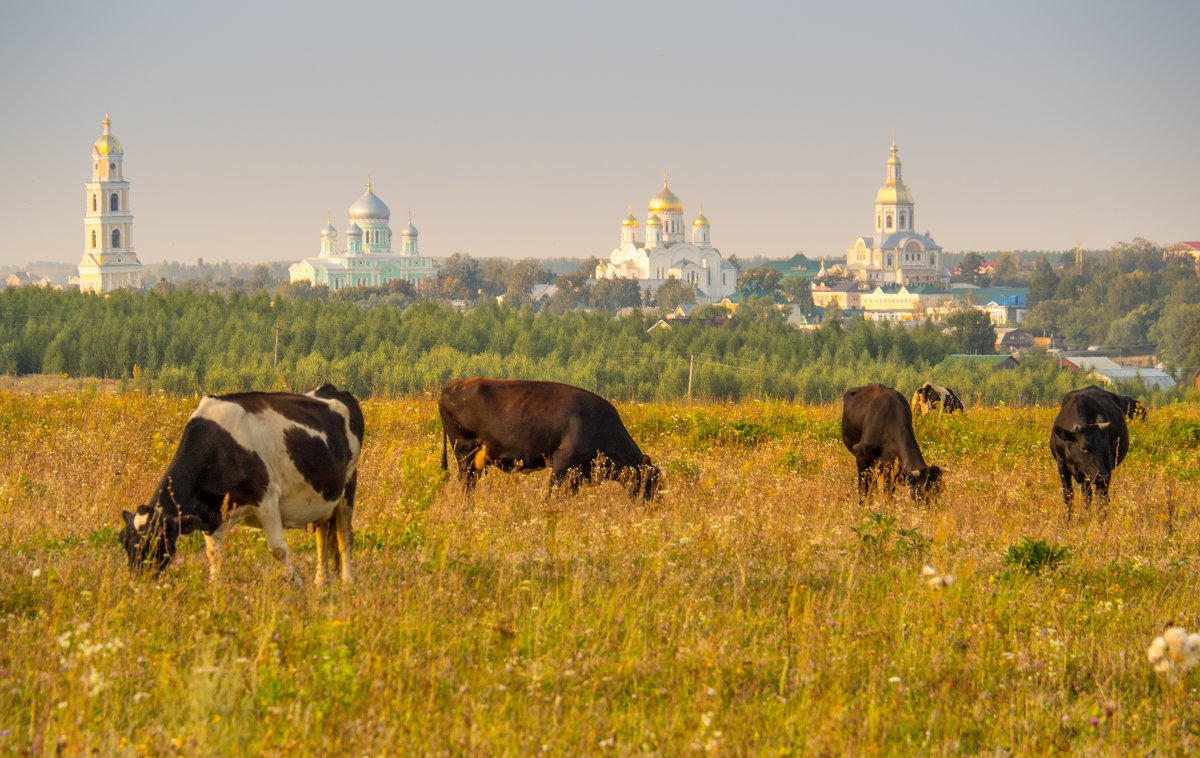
1, 389, 1199, 756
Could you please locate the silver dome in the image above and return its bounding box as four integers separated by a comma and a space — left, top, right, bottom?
349, 186, 390, 220
321, 222, 337, 237
401, 222, 418, 237
346, 221, 363, 237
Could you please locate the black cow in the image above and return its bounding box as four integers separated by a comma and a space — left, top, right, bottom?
1050, 385, 1128, 516
844, 383, 945, 503
439, 377, 659, 499
1114, 393, 1148, 421
120, 385, 363, 584
911, 382, 964, 415
842, 383, 943, 503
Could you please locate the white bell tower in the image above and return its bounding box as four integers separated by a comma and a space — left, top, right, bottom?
79, 114, 143, 293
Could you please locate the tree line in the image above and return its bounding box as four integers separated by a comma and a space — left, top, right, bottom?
0, 285, 1186, 405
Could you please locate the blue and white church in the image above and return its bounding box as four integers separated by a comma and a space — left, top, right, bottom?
594, 177, 737, 303
843, 140, 949, 287
289, 183, 436, 290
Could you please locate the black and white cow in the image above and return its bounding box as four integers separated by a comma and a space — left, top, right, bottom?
120, 384, 363, 584
910, 382, 964, 415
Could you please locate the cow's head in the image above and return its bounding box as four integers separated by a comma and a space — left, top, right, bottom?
906, 464, 943, 502
626, 454, 662, 501
120, 506, 203, 575
1053, 420, 1116, 484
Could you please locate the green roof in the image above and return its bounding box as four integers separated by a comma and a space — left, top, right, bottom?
761, 253, 820, 278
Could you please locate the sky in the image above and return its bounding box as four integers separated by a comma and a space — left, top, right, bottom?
1, 0, 1197, 269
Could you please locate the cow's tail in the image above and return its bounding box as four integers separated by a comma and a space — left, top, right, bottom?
441, 425, 448, 471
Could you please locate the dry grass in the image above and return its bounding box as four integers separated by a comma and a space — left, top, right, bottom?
1, 390, 1199, 755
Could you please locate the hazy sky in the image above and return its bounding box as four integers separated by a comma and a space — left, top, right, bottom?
1, 0, 1197, 269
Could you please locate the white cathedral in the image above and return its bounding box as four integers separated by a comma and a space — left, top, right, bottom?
78, 115, 143, 293
289, 183, 437, 290
843, 140, 948, 287
594, 177, 737, 302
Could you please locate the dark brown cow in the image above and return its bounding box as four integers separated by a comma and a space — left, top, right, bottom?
1050, 386, 1129, 516
842, 383, 942, 503
439, 377, 659, 499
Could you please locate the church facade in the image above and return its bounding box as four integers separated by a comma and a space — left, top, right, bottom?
289, 183, 436, 290
78, 115, 143, 293
843, 141, 948, 288
594, 177, 737, 303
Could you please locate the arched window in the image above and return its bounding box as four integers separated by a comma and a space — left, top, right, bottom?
110, 193, 119, 211
92, 195, 97, 212
111, 229, 121, 248
91, 230, 97, 248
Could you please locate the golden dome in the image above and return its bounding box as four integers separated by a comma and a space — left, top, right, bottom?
622, 205, 638, 226
648, 175, 682, 213
93, 114, 123, 156
693, 205, 709, 226
646, 213, 663, 226
876, 139, 912, 204
876, 183, 914, 205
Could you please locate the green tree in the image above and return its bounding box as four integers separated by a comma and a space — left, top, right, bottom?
590, 278, 643, 312
440, 253, 482, 298
737, 295, 790, 322
1027, 255, 1059, 305
738, 266, 783, 297
957, 252, 988, 286
780, 276, 814, 314
654, 278, 696, 312
944, 308, 996, 354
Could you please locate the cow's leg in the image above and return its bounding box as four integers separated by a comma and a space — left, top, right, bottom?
549, 452, 591, 498
1056, 462, 1075, 518
855, 459, 874, 504
255, 484, 301, 586
314, 519, 332, 586
333, 502, 353, 582
202, 507, 256, 582
1080, 478, 1093, 508
453, 440, 482, 493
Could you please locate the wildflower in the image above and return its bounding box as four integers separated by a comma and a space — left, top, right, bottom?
921, 565, 954, 589
1147, 626, 1200, 680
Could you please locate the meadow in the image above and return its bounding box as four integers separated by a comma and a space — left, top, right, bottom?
1, 389, 1199, 756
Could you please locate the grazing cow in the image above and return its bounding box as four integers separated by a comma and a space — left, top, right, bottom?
1050, 385, 1128, 516
439, 377, 659, 499
1114, 393, 1148, 421
842, 383, 943, 503
910, 382, 964, 415
120, 384, 363, 584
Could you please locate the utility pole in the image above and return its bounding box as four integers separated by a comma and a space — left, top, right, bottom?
687, 354, 693, 400
273, 323, 281, 366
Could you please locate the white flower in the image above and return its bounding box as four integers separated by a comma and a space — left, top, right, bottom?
1148, 627, 1200, 677
921, 565, 938, 577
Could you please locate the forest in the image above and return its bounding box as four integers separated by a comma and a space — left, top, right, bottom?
0, 282, 1190, 405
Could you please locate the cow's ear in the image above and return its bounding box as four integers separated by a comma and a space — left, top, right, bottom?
121, 510, 136, 530
1054, 425, 1077, 442
177, 515, 205, 535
